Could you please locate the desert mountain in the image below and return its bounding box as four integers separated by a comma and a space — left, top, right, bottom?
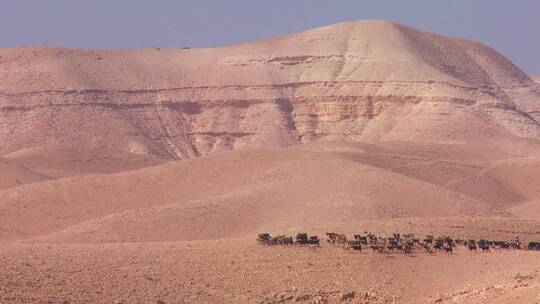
534, 76, 540, 84
1, 20, 539, 159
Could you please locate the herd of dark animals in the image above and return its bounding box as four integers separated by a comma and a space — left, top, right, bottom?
257, 232, 540, 255
258, 233, 319, 246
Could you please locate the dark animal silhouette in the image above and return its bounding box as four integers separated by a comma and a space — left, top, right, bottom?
478, 240, 490, 252
467, 240, 477, 252
528, 242, 540, 250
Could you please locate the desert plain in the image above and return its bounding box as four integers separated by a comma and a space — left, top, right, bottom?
1, 20, 540, 303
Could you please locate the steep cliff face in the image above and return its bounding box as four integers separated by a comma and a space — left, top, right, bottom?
1, 20, 539, 159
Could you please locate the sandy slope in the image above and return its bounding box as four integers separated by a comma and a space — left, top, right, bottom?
1, 140, 540, 243
0, 144, 495, 242
486, 156, 540, 219
0, 144, 166, 191
1, 144, 167, 178
0, 157, 50, 190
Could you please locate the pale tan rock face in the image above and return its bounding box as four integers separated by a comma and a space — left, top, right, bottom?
1, 20, 539, 159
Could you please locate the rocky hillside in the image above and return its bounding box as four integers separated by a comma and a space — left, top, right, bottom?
1, 20, 539, 159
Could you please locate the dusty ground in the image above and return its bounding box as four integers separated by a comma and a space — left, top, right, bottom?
1, 237, 540, 304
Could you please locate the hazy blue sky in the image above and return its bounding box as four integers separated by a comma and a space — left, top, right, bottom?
1, 0, 539, 75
